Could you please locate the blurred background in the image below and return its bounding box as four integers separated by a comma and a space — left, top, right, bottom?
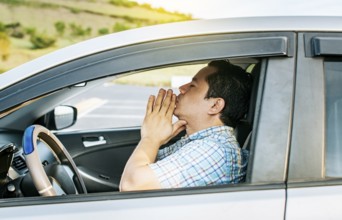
0, 0, 195, 73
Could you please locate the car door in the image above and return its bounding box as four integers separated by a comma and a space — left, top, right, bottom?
1, 31, 295, 219
286, 32, 342, 219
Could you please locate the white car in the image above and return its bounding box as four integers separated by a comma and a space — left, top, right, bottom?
1, 16, 342, 219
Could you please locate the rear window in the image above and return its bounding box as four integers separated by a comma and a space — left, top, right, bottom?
325, 60, 342, 177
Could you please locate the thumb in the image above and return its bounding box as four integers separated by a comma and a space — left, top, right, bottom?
172, 120, 187, 137
163, 120, 187, 145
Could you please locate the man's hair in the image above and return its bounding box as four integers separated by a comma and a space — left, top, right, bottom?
205, 60, 253, 128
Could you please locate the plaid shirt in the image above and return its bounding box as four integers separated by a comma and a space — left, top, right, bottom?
149, 126, 248, 188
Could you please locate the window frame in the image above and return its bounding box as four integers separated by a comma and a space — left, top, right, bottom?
0, 32, 294, 113
0, 31, 296, 208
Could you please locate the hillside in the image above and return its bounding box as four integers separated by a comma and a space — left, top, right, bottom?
0, 0, 193, 73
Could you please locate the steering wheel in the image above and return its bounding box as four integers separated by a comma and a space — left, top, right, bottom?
23, 125, 87, 196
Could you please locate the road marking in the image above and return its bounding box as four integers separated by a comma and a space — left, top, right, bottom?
82, 114, 144, 119
107, 100, 147, 104
100, 105, 145, 109
75, 98, 108, 118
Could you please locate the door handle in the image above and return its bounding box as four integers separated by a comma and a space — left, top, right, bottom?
82, 136, 107, 148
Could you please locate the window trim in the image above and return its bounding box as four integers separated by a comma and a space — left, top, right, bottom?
0, 32, 295, 113
305, 32, 342, 57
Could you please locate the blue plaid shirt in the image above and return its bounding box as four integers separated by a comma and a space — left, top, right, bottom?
149, 126, 248, 188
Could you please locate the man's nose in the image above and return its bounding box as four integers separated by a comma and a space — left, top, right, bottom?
179, 82, 190, 94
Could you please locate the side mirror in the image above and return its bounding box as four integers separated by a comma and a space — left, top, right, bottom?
37, 105, 77, 130
54, 106, 77, 130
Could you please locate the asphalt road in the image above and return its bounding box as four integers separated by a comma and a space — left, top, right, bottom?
65, 83, 163, 130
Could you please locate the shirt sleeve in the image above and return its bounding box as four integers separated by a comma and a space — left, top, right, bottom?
149, 139, 227, 188
156, 139, 184, 160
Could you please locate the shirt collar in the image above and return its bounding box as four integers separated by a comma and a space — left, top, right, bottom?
182, 126, 234, 142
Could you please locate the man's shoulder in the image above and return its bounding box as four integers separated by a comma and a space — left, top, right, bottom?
185, 132, 240, 152
183, 137, 225, 152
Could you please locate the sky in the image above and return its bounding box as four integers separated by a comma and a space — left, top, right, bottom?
134, 0, 342, 19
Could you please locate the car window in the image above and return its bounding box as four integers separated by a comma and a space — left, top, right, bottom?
325, 60, 342, 177
61, 64, 205, 131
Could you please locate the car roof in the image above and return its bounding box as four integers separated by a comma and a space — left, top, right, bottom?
1, 16, 342, 90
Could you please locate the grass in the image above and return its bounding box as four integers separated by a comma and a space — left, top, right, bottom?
0, 0, 192, 73
0, 4, 126, 37
32, 0, 188, 22
0, 37, 57, 71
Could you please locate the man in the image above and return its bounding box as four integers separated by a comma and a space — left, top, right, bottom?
120, 60, 252, 191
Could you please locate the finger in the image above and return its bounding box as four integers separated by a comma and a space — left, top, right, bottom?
165, 93, 176, 118
146, 95, 155, 115
160, 89, 173, 115
171, 120, 187, 138
154, 89, 166, 112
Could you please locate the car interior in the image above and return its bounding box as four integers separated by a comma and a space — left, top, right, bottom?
0, 57, 263, 199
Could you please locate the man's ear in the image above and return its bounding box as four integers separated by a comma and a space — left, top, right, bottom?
208, 98, 225, 115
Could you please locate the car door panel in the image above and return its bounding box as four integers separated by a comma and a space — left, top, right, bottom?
286, 33, 342, 219
55, 128, 140, 192
0, 23, 300, 218
287, 184, 342, 219
0, 185, 286, 220
55, 128, 184, 192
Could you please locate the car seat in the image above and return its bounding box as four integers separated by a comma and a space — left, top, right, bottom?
235, 61, 262, 151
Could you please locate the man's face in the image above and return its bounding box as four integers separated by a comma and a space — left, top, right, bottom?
174, 66, 217, 121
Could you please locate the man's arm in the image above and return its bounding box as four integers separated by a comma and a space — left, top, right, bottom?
119, 89, 186, 191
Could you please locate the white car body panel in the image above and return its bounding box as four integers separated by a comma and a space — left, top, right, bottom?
287, 185, 342, 219
0, 189, 285, 220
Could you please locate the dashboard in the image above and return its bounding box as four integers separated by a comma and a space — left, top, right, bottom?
0, 130, 56, 198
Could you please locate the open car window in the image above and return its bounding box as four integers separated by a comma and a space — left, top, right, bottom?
61, 63, 204, 130
60, 59, 261, 131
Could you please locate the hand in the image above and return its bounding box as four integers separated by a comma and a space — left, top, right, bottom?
120, 89, 187, 191
141, 89, 187, 146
